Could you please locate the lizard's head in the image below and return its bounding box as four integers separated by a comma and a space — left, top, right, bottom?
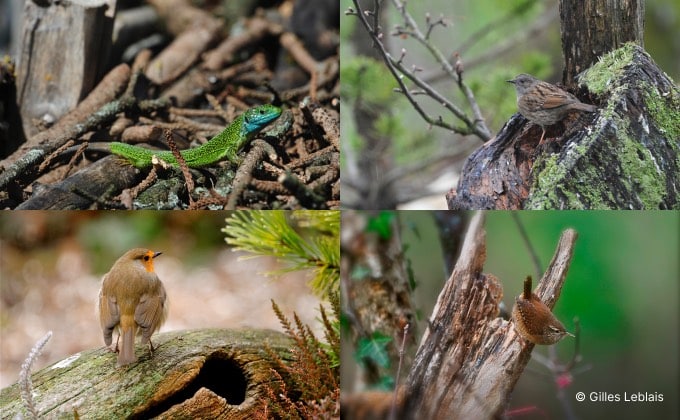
242, 104, 282, 134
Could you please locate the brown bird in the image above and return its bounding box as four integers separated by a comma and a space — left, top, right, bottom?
98, 248, 168, 367
512, 276, 574, 345
508, 73, 597, 145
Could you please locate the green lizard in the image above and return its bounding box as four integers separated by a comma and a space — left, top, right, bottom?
109, 104, 282, 168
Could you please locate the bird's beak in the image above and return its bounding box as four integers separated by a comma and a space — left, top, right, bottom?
153, 251, 162, 258
507, 79, 515, 84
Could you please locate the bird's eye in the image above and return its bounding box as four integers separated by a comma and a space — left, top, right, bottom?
143, 255, 149, 261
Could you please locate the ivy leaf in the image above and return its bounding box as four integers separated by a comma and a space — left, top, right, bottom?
366, 211, 395, 240
355, 332, 392, 369
350, 264, 371, 280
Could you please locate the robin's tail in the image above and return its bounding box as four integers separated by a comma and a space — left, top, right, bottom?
117, 317, 137, 367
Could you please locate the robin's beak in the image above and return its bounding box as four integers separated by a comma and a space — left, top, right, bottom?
153, 252, 162, 258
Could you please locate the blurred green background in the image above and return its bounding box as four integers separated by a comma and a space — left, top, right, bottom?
342, 0, 679, 135
399, 211, 678, 419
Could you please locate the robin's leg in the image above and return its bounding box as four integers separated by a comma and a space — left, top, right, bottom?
112, 333, 120, 353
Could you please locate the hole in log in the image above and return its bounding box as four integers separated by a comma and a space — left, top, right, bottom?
134, 354, 247, 418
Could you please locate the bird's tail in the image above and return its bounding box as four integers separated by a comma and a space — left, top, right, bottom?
117, 317, 137, 367
574, 102, 597, 112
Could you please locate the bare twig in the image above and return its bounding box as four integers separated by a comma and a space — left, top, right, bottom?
121, 166, 158, 207
164, 129, 194, 204
62, 141, 90, 180
348, 0, 491, 140
511, 212, 544, 277
390, 323, 410, 420
225, 145, 268, 209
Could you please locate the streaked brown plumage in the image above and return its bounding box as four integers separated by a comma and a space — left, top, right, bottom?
508, 73, 597, 144
98, 248, 167, 367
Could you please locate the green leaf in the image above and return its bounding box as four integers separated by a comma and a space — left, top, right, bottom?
366, 211, 395, 240
350, 264, 371, 280
355, 332, 392, 369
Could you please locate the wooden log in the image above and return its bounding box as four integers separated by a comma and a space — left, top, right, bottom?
0, 328, 294, 419
16, 0, 115, 138
16, 155, 141, 209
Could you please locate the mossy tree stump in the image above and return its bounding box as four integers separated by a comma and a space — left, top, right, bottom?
0, 328, 294, 419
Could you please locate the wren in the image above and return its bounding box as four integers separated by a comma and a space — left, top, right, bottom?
512, 276, 574, 345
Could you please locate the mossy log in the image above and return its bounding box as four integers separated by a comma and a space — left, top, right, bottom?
448, 43, 679, 210
0, 328, 294, 419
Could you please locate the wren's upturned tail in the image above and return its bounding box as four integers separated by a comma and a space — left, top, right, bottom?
511, 276, 574, 345
98, 248, 168, 367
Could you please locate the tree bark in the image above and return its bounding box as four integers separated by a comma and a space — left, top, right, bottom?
561, 0, 644, 86
400, 213, 577, 419
0, 329, 295, 419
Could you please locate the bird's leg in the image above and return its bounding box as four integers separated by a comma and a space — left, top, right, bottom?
110, 334, 120, 353
537, 127, 547, 145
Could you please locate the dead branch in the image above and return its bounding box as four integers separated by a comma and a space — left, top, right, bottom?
401, 213, 578, 419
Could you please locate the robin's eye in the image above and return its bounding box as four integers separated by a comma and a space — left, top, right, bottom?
143, 256, 149, 261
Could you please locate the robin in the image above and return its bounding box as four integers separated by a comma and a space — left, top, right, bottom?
98, 248, 168, 367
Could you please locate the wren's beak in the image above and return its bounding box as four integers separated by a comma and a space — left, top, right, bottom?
153, 252, 162, 258
507, 79, 515, 84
